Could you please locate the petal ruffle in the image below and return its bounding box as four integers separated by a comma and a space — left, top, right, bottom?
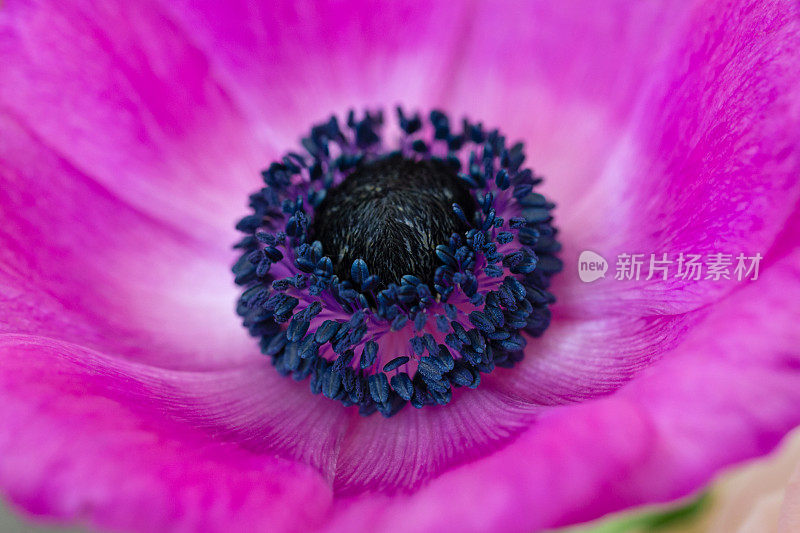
327, 231, 800, 532
0, 0, 265, 240
443, 0, 800, 319
0, 111, 254, 370
0, 335, 333, 533
158, 0, 476, 146
463, 0, 800, 414
1, 0, 799, 530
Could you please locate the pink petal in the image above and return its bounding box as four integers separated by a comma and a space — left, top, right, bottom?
442, 0, 689, 207
0, 335, 333, 533
0, 0, 266, 240
443, 0, 800, 319
780, 462, 800, 532
327, 233, 800, 532
1, 0, 799, 530
0, 112, 252, 370
159, 0, 475, 144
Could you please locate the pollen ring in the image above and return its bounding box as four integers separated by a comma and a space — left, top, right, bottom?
233, 108, 562, 417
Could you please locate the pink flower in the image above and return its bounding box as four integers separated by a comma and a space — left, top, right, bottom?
1, 0, 799, 532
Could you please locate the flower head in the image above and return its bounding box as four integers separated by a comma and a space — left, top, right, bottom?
0, 1, 799, 532
233, 109, 561, 416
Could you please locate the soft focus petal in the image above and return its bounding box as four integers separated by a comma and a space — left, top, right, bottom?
444, 0, 800, 319
678, 428, 800, 533
780, 460, 800, 532
326, 233, 800, 531
0, 0, 266, 241
0, 0, 799, 530
0, 335, 332, 533
0, 112, 253, 370
578, 428, 800, 533
159, 0, 475, 147
443, 0, 688, 206
460, 0, 800, 412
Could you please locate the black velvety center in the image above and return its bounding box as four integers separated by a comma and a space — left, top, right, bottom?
310, 155, 475, 287
234, 109, 563, 417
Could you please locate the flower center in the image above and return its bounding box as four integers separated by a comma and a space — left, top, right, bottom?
310, 155, 475, 288
233, 108, 562, 417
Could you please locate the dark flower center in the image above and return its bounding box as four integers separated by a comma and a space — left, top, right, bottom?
310, 155, 475, 287
233, 108, 562, 417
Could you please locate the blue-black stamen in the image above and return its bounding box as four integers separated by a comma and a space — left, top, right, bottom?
233, 107, 562, 418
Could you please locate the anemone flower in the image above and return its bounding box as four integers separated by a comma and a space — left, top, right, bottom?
1, 1, 799, 532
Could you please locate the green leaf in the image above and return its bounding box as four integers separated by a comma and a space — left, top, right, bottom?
555, 491, 711, 533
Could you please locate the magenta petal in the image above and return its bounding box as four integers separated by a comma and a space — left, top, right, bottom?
327, 242, 800, 532
0, 0, 266, 239
0, 112, 255, 370
580, 0, 800, 312
478, 0, 800, 410
1, 0, 799, 530
442, 1, 690, 207
445, 0, 800, 319
0, 335, 333, 533
159, 0, 474, 142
